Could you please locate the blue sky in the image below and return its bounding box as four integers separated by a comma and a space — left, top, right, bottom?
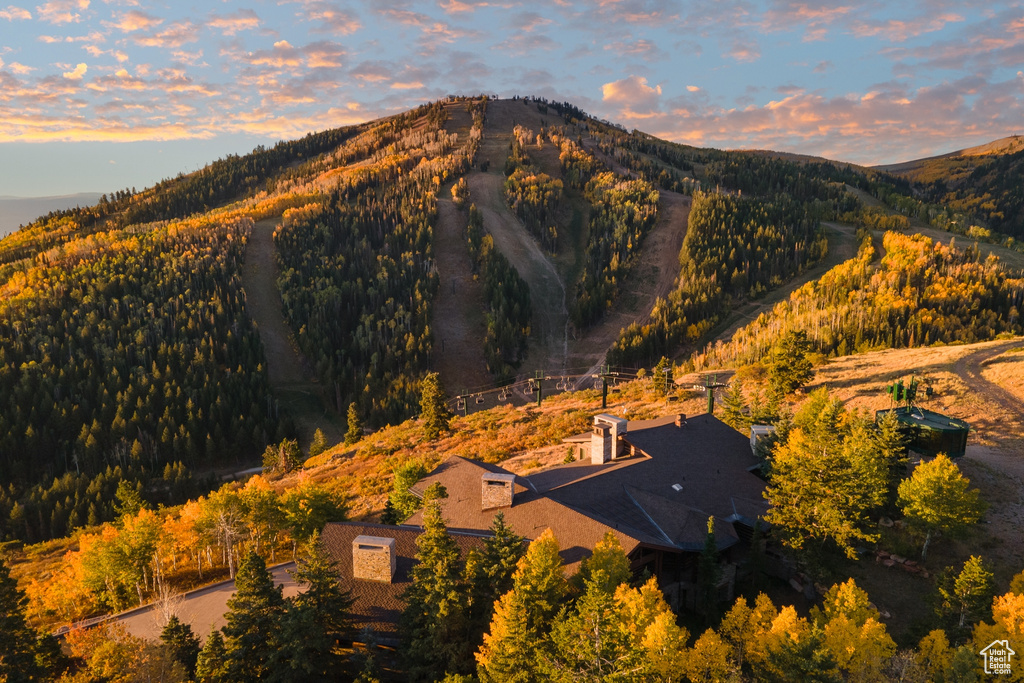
1, 0, 1022, 196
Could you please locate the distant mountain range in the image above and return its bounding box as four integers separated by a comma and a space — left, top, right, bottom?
0, 193, 104, 236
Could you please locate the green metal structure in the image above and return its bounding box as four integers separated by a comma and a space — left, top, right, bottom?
875, 406, 970, 458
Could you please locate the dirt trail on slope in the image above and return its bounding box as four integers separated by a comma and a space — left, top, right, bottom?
430, 195, 493, 394
242, 218, 345, 447
466, 171, 568, 375
571, 190, 691, 380
467, 100, 571, 376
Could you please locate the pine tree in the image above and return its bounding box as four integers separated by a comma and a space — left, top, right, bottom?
345, 403, 362, 445
0, 555, 43, 683
466, 512, 526, 642
477, 529, 567, 682
697, 516, 722, 622
274, 532, 354, 680
721, 379, 750, 432
160, 615, 201, 679
309, 428, 329, 458
196, 629, 230, 683
766, 330, 813, 399
420, 372, 452, 439
222, 551, 287, 682
400, 500, 471, 680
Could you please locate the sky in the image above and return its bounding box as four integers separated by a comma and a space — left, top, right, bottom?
1, 0, 1023, 197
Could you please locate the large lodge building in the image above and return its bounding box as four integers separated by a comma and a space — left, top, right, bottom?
323, 412, 769, 642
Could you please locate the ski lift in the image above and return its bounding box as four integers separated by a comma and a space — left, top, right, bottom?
498, 388, 510, 401
456, 398, 466, 411
475, 394, 485, 405
524, 381, 534, 395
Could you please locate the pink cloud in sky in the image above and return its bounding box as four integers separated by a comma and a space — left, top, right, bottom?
207, 9, 260, 36
134, 20, 199, 49
106, 10, 162, 32
850, 13, 964, 42
304, 2, 361, 34
0, 5, 31, 20
36, 0, 88, 25
62, 61, 86, 79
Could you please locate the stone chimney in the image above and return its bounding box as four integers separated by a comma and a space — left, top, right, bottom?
352, 536, 396, 583
675, 413, 687, 428
593, 414, 628, 459
481, 472, 515, 510
591, 424, 612, 464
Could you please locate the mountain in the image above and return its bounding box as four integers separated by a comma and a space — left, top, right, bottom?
0, 193, 104, 237
0, 96, 1021, 548
874, 135, 1024, 238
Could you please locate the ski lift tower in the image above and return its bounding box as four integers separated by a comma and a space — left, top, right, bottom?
692, 374, 728, 415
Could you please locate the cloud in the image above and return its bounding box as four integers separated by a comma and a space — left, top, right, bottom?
813, 60, 833, 73
62, 61, 87, 79
725, 38, 761, 63
350, 61, 394, 83
601, 74, 662, 116
134, 20, 199, 48
686, 85, 700, 92
624, 74, 1024, 166
208, 9, 260, 36
604, 38, 668, 62
106, 9, 160, 31
0, 5, 31, 20
246, 40, 302, 68
760, 3, 852, 41
390, 81, 423, 89
511, 11, 550, 32
850, 12, 964, 42
304, 1, 361, 34
7, 61, 33, 74
36, 0, 88, 24
304, 41, 346, 68
494, 33, 556, 56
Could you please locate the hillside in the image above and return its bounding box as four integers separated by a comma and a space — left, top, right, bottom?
875, 135, 1024, 239
1, 95, 1023, 553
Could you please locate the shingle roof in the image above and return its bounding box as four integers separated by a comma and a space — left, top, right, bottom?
320, 521, 488, 638
534, 414, 767, 547
396, 415, 764, 577
404, 456, 658, 572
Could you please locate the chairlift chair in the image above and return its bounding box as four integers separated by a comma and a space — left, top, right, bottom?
475, 394, 485, 405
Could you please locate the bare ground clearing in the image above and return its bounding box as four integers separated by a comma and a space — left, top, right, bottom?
242, 218, 345, 447
430, 194, 493, 394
